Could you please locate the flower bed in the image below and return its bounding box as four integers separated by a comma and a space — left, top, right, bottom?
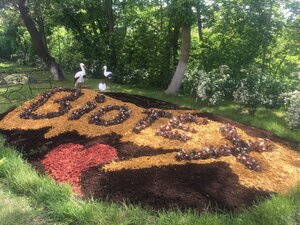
1, 88, 300, 212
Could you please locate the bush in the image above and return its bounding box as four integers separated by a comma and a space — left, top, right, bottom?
233, 66, 286, 112
283, 90, 300, 129
118, 65, 150, 87
181, 67, 202, 95
196, 65, 233, 105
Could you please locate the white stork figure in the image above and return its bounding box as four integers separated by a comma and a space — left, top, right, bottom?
74, 63, 86, 88
103, 65, 112, 79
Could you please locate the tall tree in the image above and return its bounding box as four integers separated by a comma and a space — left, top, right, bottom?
18, 0, 64, 80
105, 0, 118, 68
195, 0, 204, 43
165, 24, 191, 95
165, 0, 195, 95
261, 0, 276, 73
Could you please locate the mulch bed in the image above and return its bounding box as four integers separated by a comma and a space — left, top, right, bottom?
0, 89, 300, 213
81, 162, 272, 212
42, 143, 117, 195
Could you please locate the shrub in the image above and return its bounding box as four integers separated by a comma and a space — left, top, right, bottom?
283, 90, 300, 129
233, 66, 286, 112
118, 65, 150, 87
181, 67, 202, 95
196, 65, 233, 105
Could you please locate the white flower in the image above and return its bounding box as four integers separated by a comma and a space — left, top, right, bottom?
196, 65, 232, 105
284, 90, 300, 129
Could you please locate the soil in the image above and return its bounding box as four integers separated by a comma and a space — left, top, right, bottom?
81, 163, 272, 212
0, 90, 300, 213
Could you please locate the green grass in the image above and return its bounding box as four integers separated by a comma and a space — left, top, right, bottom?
0, 61, 35, 73
1, 144, 300, 225
1, 62, 300, 224
0, 160, 53, 225
0, 187, 49, 225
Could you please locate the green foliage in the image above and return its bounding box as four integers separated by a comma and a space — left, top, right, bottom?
48, 26, 84, 70
168, 0, 196, 26
283, 90, 300, 129
14, 29, 41, 66
195, 65, 233, 105
117, 65, 150, 87
0, 0, 299, 94
180, 65, 202, 95
0, 9, 20, 60
233, 65, 287, 111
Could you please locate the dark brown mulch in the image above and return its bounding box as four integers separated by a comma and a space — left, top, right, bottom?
1, 129, 179, 162
105, 92, 190, 110
81, 162, 272, 212
0, 92, 280, 213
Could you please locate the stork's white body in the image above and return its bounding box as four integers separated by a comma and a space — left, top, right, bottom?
103, 65, 112, 78
74, 63, 86, 88
98, 82, 107, 91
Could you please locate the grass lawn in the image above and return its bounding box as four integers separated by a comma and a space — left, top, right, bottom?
0, 182, 53, 225
0, 62, 300, 224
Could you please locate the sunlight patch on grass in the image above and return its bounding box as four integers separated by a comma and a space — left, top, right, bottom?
0, 183, 50, 225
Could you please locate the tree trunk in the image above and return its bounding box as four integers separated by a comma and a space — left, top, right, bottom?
160, 22, 173, 87
261, 0, 275, 73
18, 0, 64, 81
165, 25, 191, 95
160, 13, 179, 87
106, 0, 118, 68
172, 23, 180, 68
196, 2, 204, 43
